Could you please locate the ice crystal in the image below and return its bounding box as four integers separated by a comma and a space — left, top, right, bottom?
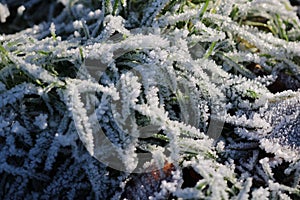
264, 93, 300, 150
0, 3, 10, 23
0, 0, 300, 199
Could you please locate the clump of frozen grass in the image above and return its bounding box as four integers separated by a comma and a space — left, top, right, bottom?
0, 0, 300, 199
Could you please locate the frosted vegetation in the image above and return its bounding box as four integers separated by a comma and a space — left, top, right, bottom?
0, 0, 300, 199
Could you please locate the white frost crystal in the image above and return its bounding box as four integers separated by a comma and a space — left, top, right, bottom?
34, 114, 48, 130
17, 5, 26, 16
0, 0, 300, 199
261, 92, 300, 159
0, 3, 10, 23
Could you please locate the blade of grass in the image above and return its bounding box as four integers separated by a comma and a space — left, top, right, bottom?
199, 0, 210, 21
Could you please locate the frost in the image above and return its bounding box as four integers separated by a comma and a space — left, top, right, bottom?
0, 0, 300, 199
251, 187, 270, 200
58, 0, 70, 7
263, 92, 300, 151
0, 3, 10, 23
33, 114, 48, 130
17, 5, 26, 16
